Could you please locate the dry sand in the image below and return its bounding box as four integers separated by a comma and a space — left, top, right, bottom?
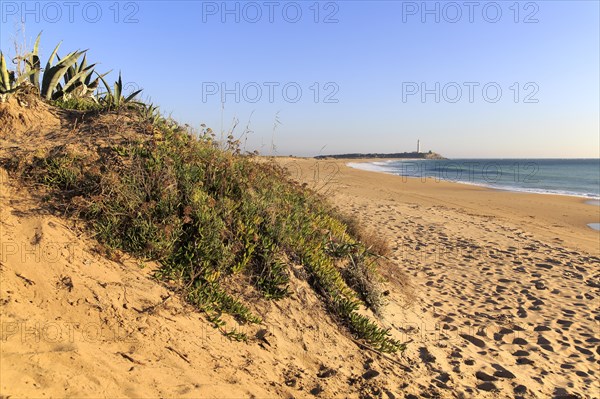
1, 120, 598, 398
0, 165, 400, 399
277, 157, 600, 398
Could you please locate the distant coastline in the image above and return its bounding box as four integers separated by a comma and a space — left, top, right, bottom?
314, 151, 446, 160
346, 158, 600, 200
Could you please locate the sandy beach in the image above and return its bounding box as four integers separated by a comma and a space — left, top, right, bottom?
283, 158, 599, 253
1, 1, 598, 397
1, 154, 598, 398
1, 3, 599, 395
277, 157, 600, 398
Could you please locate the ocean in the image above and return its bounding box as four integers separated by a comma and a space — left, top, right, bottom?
347, 159, 600, 200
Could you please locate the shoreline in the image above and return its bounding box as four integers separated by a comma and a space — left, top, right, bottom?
344, 158, 600, 202
276, 156, 599, 398
277, 157, 600, 254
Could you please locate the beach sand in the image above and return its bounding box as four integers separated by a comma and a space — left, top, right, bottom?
1, 155, 598, 398
277, 157, 600, 398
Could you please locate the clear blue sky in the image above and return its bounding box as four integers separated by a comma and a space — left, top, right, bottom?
1, 1, 598, 157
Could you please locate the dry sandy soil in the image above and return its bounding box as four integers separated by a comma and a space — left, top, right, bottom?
0, 168, 416, 398
1, 96, 599, 398
276, 157, 600, 399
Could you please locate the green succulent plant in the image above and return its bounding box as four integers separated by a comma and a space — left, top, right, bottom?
141, 103, 162, 125
40, 42, 88, 100
98, 72, 143, 110
54, 54, 111, 101
21, 33, 107, 101
23, 32, 41, 91
0, 51, 35, 102
2, 33, 137, 107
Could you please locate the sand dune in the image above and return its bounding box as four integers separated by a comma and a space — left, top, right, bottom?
1, 152, 598, 398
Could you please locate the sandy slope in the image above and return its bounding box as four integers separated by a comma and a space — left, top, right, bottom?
276, 157, 600, 399
2, 153, 597, 398
0, 167, 419, 398
0, 95, 418, 398
0, 96, 598, 399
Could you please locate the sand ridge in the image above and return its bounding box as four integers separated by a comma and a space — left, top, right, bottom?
0, 166, 415, 398
0, 96, 419, 398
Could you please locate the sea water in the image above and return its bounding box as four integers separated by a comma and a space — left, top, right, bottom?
347, 159, 600, 200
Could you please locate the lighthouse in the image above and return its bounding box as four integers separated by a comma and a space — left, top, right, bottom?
417, 139, 420, 153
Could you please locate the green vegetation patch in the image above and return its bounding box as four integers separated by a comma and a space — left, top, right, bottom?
18, 119, 404, 352
2, 33, 405, 353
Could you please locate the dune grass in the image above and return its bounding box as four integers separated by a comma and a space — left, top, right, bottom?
1, 30, 406, 351
11, 107, 406, 353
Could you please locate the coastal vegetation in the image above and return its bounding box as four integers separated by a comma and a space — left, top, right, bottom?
0, 35, 406, 353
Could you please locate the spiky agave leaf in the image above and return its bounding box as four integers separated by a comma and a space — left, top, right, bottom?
78, 54, 88, 73
41, 49, 87, 100
61, 54, 92, 83
24, 32, 42, 90
87, 70, 111, 93
114, 72, 123, 108
61, 55, 74, 85
97, 73, 114, 107
0, 52, 10, 92
97, 72, 143, 110
124, 88, 143, 103
44, 41, 62, 70
59, 64, 96, 98
118, 72, 143, 105
0, 51, 36, 102
52, 64, 95, 100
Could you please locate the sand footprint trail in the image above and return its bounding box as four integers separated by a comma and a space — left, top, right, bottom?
335, 188, 599, 398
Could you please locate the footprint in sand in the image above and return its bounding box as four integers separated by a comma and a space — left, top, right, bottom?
459, 334, 485, 348
536, 335, 554, 352
574, 345, 593, 356
516, 357, 534, 365
449, 348, 463, 358
556, 319, 573, 330
530, 298, 544, 307
512, 337, 528, 346
491, 364, 516, 379
475, 371, 497, 383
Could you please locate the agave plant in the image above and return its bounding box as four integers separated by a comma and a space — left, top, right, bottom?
53, 54, 109, 100
141, 103, 161, 125
2, 33, 140, 108
98, 72, 143, 110
21, 33, 107, 101
40, 42, 88, 100
0, 52, 35, 102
